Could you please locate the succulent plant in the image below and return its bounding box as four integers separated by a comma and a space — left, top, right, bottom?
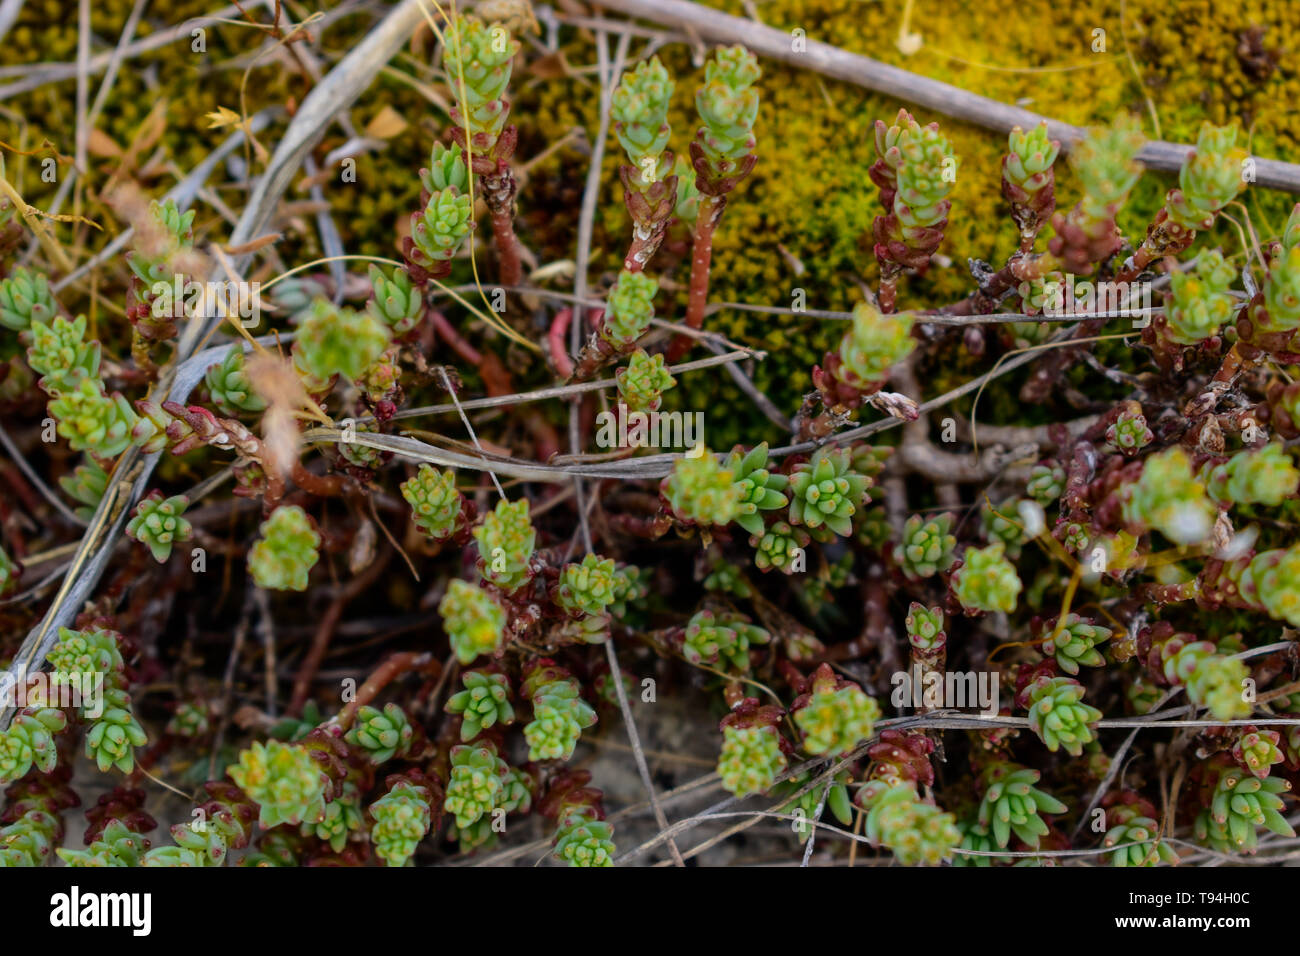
981, 497, 1030, 558
681, 608, 770, 672
660, 451, 741, 527
1040, 613, 1111, 675
612, 56, 673, 183
48, 378, 139, 458
59, 459, 108, 520
1203, 443, 1298, 507
1003, 122, 1059, 243
1121, 447, 1216, 546
951, 542, 1022, 614
1195, 764, 1293, 853
1236, 545, 1300, 627
718, 442, 788, 536
127, 198, 195, 287
443, 742, 509, 829
345, 703, 415, 764
616, 349, 675, 413
1024, 675, 1102, 755
553, 807, 615, 867
366, 263, 425, 335
204, 345, 267, 415
471, 497, 534, 591
1104, 809, 1177, 867
439, 578, 507, 665
58, 820, 151, 867
85, 689, 149, 773
227, 740, 327, 829
407, 167, 475, 274
601, 270, 657, 348
1026, 463, 1066, 506
401, 464, 470, 542
443, 14, 519, 146
1160, 636, 1251, 721
751, 520, 809, 573
523, 670, 597, 762
446, 670, 515, 741
292, 300, 391, 384
859, 779, 961, 866
826, 303, 916, 398
125, 490, 192, 563
0, 802, 63, 867
1164, 249, 1238, 346
1233, 728, 1285, 779
369, 778, 434, 867
1164, 123, 1249, 232
1261, 243, 1300, 333
693, 45, 761, 185
554, 553, 619, 618
895, 512, 957, 578
976, 764, 1067, 848
787, 446, 871, 537
905, 603, 946, 655
717, 724, 786, 797
775, 772, 854, 843
791, 664, 881, 757
0, 708, 66, 783
1106, 403, 1154, 454
0, 265, 58, 334
249, 505, 320, 591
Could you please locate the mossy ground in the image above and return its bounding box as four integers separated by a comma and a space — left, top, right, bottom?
4, 0, 1298, 446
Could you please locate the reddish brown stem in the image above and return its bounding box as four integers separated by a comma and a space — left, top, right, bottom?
548, 308, 576, 378
337, 650, 439, 731
667, 193, 725, 363
489, 203, 523, 288
429, 309, 483, 367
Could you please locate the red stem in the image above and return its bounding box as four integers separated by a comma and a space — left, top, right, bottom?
667, 194, 724, 363
430, 309, 483, 367
490, 205, 523, 288
548, 308, 576, 378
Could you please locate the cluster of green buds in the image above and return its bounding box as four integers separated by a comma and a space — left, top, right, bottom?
724, 442, 789, 536
1045, 115, 1144, 275
0, 707, 66, 783
660, 450, 741, 527
1039, 613, 1111, 674
345, 703, 416, 764
1194, 758, 1294, 853
681, 608, 770, 672
751, 520, 810, 574
1103, 797, 1177, 867
609, 563, 650, 620
249, 505, 320, 591
46, 625, 147, 774
444, 14, 518, 151
366, 263, 424, 336
127, 199, 195, 289
59, 819, 151, 867
791, 664, 881, 756
47, 378, 140, 459
1106, 401, 1154, 454
1023, 675, 1102, 755
439, 579, 507, 665
0, 265, 58, 342
1026, 462, 1066, 506
787, 446, 871, 538
402, 464, 471, 544
473, 498, 536, 592
612, 57, 678, 269
1160, 249, 1237, 347
554, 553, 619, 620
305, 782, 363, 853
292, 300, 391, 387
1120, 447, 1216, 546
814, 303, 916, 406
369, 774, 436, 867
976, 763, 1067, 848
1203, 442, 1299, 506
135, 782, 257, 867
692, 45, 761, 191
1254, 241, 1300, 343
1158, 633, 1251, 721
0, 776, 68, 865
981, 497, 1030, 559
1234, 544, 1300, 628
1003, 122, 1060, 249
522, 661, 597, 762
905, 602, 946, 669
572, 269, 658, 381
553, 804, 615, 867
227, 740, 328, 829
125, 490, 192, 563
859, 778, 961, 865
59, 459, 108, 519
716, 699, 787, 797
951, 542, 1022, 614
894, 512, 957, 579
204, 344, 267, 416
446, 670, 515, 741
616, 349, 675, 412
405, 142, 475, 282
1233, 728, 1285, 778
443, 741, 510, 829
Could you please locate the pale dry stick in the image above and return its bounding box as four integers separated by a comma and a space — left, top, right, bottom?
0, 0, 427, 733
595, 0, 1300, 194
75, 0, 90, 177
708, 300, 1165, 325
0, 0, 23, 45
800, 777, 833, 866
436, 366, 506, 499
